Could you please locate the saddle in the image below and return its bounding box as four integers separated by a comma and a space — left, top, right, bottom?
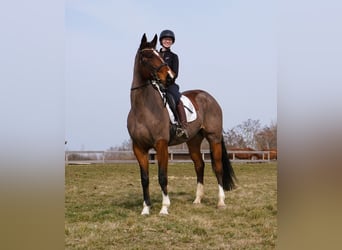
150, 80, 197, 140
164, 92, 197, 124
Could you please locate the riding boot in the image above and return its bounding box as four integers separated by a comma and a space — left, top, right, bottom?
176, 101, 189, 139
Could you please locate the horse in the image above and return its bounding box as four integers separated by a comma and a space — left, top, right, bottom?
127, 34, 237, 215
228, 147, 260, 160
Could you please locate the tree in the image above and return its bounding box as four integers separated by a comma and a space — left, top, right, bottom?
224, 119, 277, 150
255, 121, 277, 149
108, 139, 132, 151
224, 119, 261, 148
237, 119, 261, 148
223, 128, 247, 148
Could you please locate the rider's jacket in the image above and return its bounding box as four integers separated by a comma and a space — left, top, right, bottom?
160, 48, 179, 80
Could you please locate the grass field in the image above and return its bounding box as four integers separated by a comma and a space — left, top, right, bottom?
65, 162, 277, 249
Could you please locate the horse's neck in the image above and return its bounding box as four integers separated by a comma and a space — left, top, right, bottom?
131, 54, 145, 89
130, 55, 164, 112
131, 64, 142, 89
130, 80, 163, 110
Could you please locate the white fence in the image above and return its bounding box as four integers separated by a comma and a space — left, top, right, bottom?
65, 149, 276, 165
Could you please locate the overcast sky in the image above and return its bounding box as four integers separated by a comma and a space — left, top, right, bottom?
65, 0, 277, 150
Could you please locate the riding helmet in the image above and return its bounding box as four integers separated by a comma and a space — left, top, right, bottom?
159, 29, 175, 44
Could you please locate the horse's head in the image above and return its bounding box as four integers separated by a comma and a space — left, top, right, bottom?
137, 33, 175, 85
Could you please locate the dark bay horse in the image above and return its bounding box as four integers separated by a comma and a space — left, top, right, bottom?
127, 34, 237, 215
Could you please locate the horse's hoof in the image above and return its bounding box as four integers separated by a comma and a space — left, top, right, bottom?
217, 203, 226, 209
193, 199, 201, 205
141, 206, 150, 215
159, 206, 169, 215
193, 202, 203, 208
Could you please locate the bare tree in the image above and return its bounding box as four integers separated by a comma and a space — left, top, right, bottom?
255, 121, 277, 150
108, 139, 132, 151
224, 119, 261, 148
224, 119, 277, 150
237, 119, 261, 148
224, 128, 247, 148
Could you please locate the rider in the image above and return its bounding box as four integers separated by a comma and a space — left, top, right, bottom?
159, 29, 189, 139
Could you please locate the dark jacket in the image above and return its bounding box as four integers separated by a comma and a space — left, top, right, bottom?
160, 48, 181, 103
160, 48, 179, 80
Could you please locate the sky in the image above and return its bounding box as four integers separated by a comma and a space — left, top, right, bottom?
65, 0, 277, 150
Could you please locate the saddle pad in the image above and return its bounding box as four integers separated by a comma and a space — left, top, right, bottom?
150, 80, 197, 125
166, 95, 197, 124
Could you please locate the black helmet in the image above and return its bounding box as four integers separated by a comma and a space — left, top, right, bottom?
159, 29, 175, 44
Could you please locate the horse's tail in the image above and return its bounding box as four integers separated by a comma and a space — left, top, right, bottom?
219, 138, 237, 191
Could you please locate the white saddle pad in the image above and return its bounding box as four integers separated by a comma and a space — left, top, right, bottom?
166, 95, 197, 124
151, 80, 197, 124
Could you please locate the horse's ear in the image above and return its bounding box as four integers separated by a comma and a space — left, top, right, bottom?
151, 34, 158, 48
140, 33, 147, 49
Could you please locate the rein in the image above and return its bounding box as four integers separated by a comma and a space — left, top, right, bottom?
130, 79, 168, 106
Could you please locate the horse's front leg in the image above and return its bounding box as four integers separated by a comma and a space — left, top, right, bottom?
133, 143, 151, 215
156, 139, 170, 215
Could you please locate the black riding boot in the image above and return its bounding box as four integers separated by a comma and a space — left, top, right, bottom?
176, 101, 189, 139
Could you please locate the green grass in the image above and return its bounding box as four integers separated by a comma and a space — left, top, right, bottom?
65, 162, 277, 249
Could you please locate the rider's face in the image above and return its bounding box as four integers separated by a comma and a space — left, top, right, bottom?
161, 37, 173, 48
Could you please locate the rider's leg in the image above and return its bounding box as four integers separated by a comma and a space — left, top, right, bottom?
176, 100, 189, 139
167, 83, 189, 139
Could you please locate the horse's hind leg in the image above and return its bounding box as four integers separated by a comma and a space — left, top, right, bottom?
133, 142, 151, 215
187, 134, 205, 204
209, 141, 226, 208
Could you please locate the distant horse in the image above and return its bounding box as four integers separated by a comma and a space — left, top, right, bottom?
262, 148, 277, 160
127, 34, 237, 215
228, 147, 260, 160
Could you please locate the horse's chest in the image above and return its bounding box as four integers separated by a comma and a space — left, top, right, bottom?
128, 108, 169, 141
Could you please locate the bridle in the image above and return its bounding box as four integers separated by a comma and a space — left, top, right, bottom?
139, 48, 168, 73
131, 48, 169, 91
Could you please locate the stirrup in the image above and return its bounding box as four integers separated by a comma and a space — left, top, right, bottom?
176, 127, 189, 139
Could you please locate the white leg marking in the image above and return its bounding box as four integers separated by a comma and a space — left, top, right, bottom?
141, 201, 150, 215
193, 183, 204, 204
217, 185, 226, 208
159, 192, 170, 215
